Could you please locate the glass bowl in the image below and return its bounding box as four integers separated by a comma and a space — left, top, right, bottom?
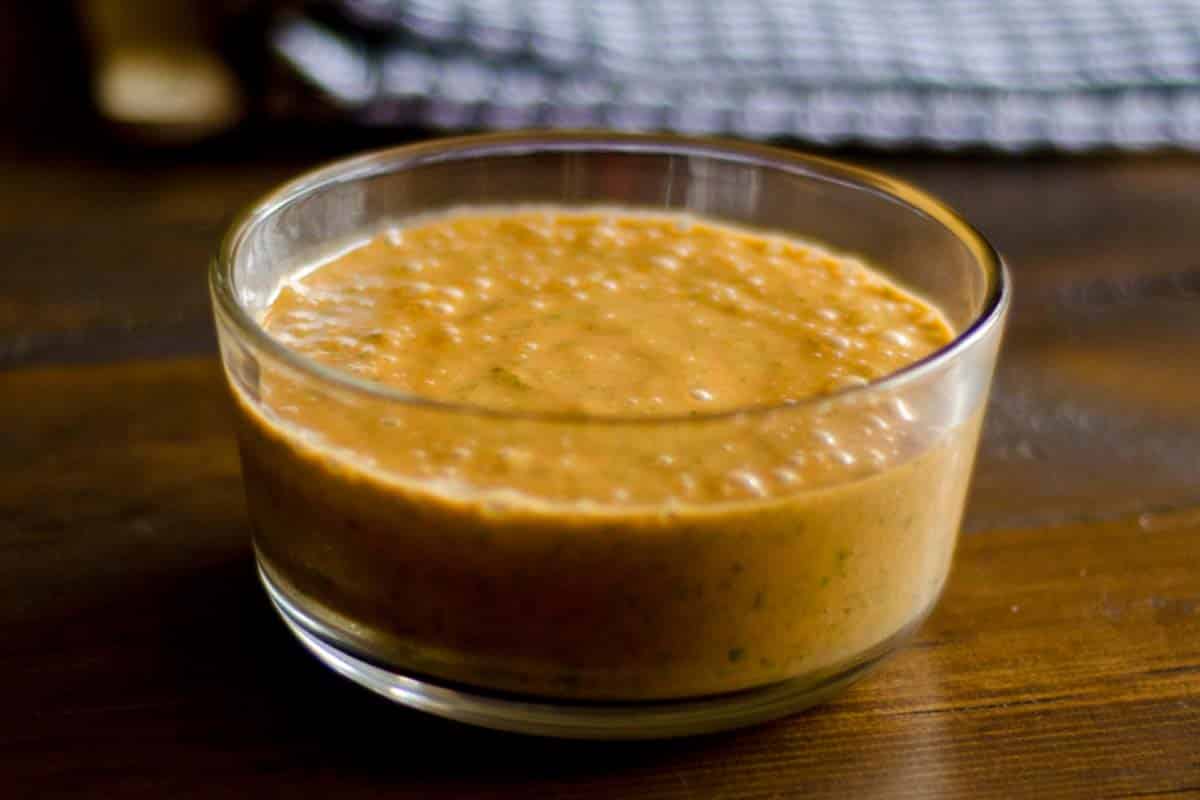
210, 132, 1008, 739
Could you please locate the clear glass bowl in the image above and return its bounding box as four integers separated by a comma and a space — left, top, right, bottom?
210, 132, 1008, 739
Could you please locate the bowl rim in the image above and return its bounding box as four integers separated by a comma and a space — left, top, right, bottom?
211, 130, 1009, 425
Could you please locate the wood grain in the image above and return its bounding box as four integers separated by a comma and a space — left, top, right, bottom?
4, 150, 1200, 794
2, 357, 1199, 799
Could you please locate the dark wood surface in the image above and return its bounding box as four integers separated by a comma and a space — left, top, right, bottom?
4, 61, 1200, 792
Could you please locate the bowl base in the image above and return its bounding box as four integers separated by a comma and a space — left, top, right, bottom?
260, 564, 902, 740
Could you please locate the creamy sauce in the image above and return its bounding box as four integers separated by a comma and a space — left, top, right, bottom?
233, 207, 978, 700
264, 209, 950, 415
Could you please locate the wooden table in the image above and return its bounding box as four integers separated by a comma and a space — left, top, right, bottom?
3, 134, 1199, 797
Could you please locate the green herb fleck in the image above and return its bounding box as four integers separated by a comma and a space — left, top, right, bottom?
488, 366, 530, 390
820, 575, 831, 588
753, 590, 765, 610
728, 647, 745, 663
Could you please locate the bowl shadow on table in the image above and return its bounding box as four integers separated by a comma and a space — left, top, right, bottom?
13, 535, 952, 796
140, 551, 854, 782
225, 564, 750, 775
171, 555, 952, 795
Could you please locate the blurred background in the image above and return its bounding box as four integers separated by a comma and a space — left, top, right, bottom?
8, 0, 1200, 153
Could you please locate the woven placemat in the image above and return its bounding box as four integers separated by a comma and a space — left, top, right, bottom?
271, 0, 1200, 150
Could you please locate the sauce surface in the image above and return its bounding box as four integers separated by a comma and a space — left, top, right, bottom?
264, 208, 952, 417
235, 207, 977, 700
